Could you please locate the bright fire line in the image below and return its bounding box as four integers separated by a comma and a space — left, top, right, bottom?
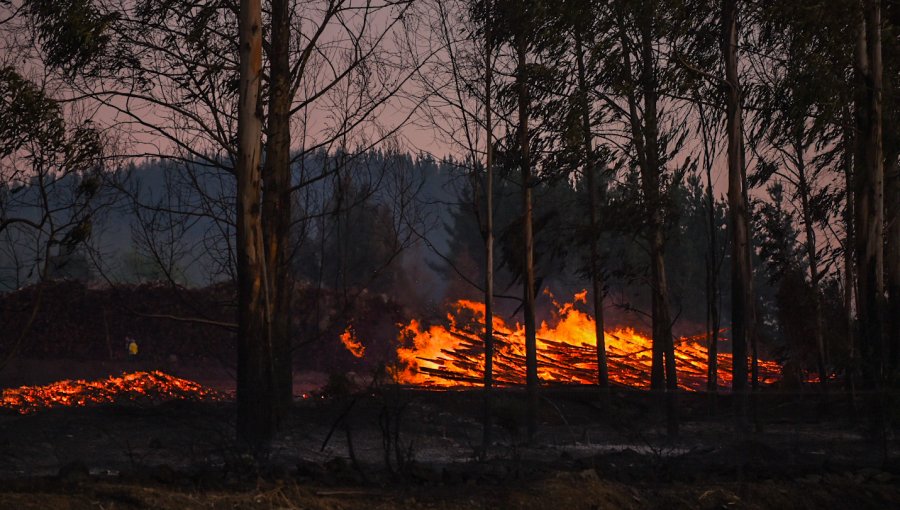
390, 292, 781, 390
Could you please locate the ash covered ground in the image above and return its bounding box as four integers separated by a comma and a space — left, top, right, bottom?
1, 379, 899, 509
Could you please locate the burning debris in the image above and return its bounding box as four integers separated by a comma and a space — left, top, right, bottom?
391, 292, 782, 390
0, 371, 222, 415
340, 326, 366, 358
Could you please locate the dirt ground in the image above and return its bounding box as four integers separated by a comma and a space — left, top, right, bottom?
2, 472, 899, 510
1, 363, 898, 509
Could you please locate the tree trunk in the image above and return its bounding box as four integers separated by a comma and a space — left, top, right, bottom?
887, 152, 900, 373
574, 31, 608, 388
854, 0, 885, 389
516, 30, 539, 443
699, 106, 720, 396
616, 9, 676, 414
263, 0, 294, 423
236, 0, 274, 449
795, 139, 829, 389
705, 167, 720, 399
636, 7, 677, 437
722, 0, 754, 427
843, 114, 858, 398
639, 23, 676, 395
482, 0, 495, 456
884, 82, 899, 373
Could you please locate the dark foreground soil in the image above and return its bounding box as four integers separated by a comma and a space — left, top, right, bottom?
2, 472, 899, 510
1, 383, 898, 509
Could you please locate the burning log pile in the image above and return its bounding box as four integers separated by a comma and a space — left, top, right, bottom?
0, 371, 222, 414
390, 292, 782, 391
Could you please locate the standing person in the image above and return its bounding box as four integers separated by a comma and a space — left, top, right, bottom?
125, 335, 139, 360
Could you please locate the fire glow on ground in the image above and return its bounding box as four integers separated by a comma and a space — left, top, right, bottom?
0, 371, 222, 414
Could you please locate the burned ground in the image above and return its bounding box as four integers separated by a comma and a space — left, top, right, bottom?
0, 386, 898, 509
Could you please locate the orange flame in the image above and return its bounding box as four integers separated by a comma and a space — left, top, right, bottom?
340, 326, 366, 358
0, 371, 221, 414
392, 293, 781, 391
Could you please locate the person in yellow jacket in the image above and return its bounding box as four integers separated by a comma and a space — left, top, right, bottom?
126, 336, 139, 358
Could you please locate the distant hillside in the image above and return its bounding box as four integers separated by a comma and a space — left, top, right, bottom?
0, 150, 460, 299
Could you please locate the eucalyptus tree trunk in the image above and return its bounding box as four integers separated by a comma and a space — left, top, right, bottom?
263, 0, 295, 422
618, 10, 671, 395
698, 105, 720, 398
641, 15, 676, 392
617, 9, 677, 428
482, 0, 495, 455
574, 30, 609, 388
633, 5, 677, 437
705, 195, 720, 393
843, 115, 858, 397
515, 29, 539, 443
794, 138, 828, 390
854, 0, 885, 389
887, 152, 900, 373
617, 22, 653, 387
722, 0, 753, 426
236, 0, 274, 448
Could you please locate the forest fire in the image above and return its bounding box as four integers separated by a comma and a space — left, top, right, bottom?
391, 292, 782, 391
0, 371, 221, 415
340, 326, 366, 358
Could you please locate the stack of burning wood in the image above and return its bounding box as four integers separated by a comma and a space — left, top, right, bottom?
393, 298, 782, 391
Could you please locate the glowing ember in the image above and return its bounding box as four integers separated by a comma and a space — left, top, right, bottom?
340, 325, 366, 358
0, 371, 222, 414
391, 292, 781, 390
